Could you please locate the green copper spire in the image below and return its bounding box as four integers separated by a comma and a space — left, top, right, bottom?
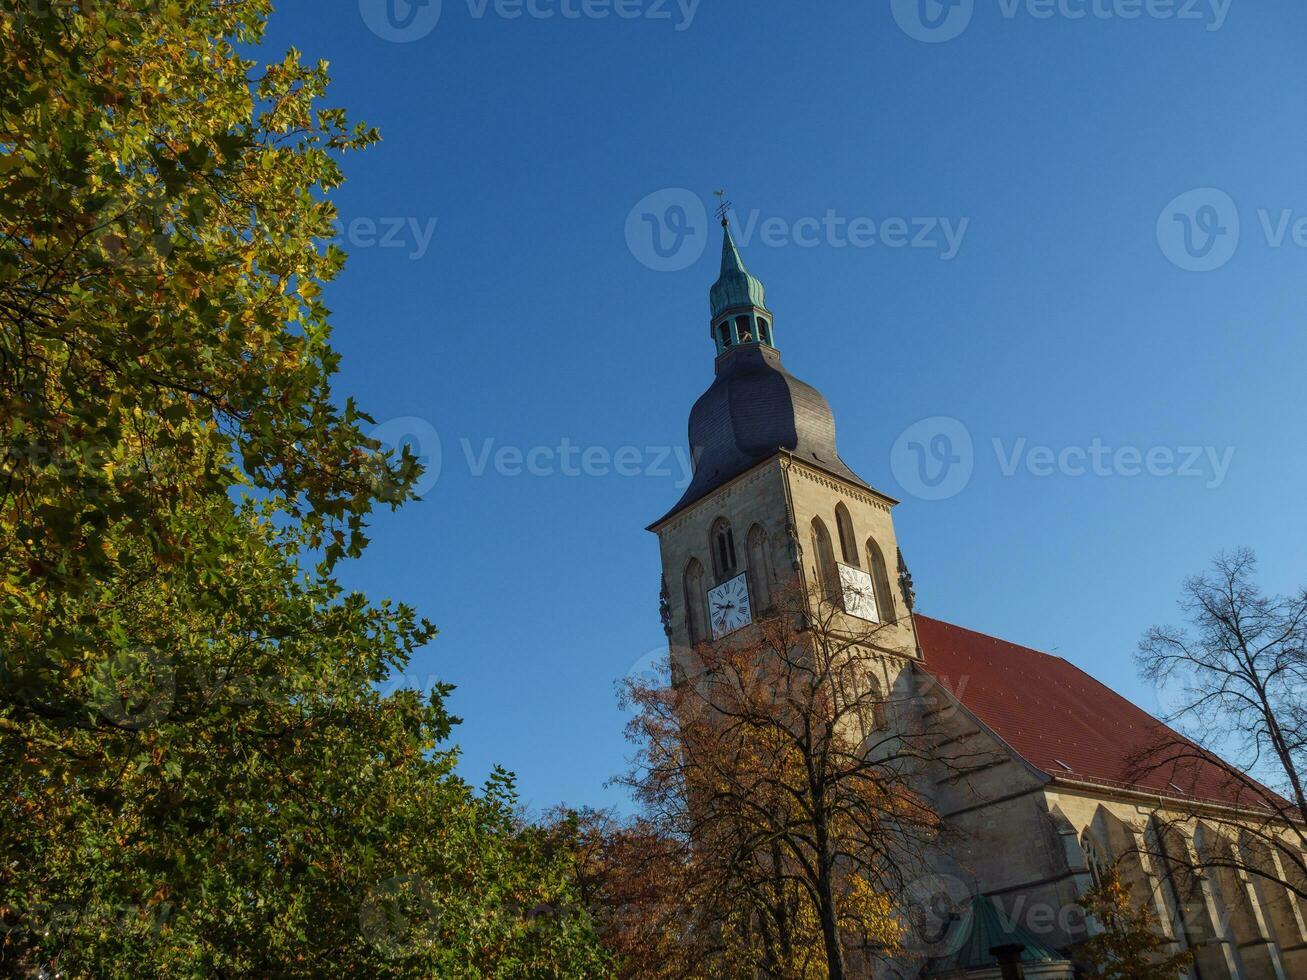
710, 220, 767, 319
708, 219, 775, 355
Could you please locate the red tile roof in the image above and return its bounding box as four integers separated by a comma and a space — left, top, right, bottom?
914, 614, 1280, 811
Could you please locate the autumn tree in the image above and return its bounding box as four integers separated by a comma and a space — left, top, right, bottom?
617, 581, 950, 980
0, 1, 607, 974
1077, 865, 1194, 980
558, 803, 864, 979
1130, 550, 1307, 904
549, 807, 727, 979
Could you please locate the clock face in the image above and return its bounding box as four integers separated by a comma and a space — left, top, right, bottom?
837, 563, 880, 623
707, 572, 753, 640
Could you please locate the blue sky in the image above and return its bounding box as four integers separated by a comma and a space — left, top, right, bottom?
262, 0, 1306, 812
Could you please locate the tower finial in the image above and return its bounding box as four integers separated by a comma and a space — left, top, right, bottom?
709, 208, 772, 354
713, 189, 732, 228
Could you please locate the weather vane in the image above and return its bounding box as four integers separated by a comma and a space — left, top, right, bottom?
713, 188, 733, 228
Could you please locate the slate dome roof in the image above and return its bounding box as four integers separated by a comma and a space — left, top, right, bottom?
653, 344, 869, 525
649, 221, 879, 527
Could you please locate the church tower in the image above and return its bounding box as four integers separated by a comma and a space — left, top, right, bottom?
650, 219, 919, 668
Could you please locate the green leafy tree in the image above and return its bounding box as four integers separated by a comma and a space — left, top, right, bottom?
0, 1, 608, 974
1077, 866, 1194, 980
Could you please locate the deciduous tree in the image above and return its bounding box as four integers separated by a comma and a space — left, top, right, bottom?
616, 582, 945, 979
0, 2, 607, 974
1077, 865, 1194, 980
1131, 550, 1307, 905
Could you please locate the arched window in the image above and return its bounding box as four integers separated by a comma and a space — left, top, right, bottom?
861, 673, 888, 738
747, 524, 774, 609
757, 317, 772, 346
1146, 817, 1193, 955
1194, 824, 1241, 944
735, 314, 753, 343
715, 321, 731, 350
809, 517, 838, 601
865, 538, 896, 624
710, 518, 737, 581
834, 503, 858, 566
834, 665, 887, 746
1081, 830, 1107, 888
683, 558, 707, 644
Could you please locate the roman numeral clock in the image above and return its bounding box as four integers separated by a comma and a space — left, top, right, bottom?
707, 572, 752, 639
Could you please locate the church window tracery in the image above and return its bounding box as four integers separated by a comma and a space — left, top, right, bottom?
1081, 830, 1107, 888
835, 503, 858, 566
711, 518, 737, 581
810, 517, 838, 600
865, 538, 897, 624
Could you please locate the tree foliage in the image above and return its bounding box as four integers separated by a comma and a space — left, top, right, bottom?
0, 1, 607, 974
553, 807, 711, 978
1077, 866, 1194, 980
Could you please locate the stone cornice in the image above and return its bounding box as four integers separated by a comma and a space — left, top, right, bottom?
781, 456, 897, 512
650, 459, 780, 537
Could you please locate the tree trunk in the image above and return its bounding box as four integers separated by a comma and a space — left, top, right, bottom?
769, 841, 795, 970
812, 811, 845, 980
1257, 682, 1307, 823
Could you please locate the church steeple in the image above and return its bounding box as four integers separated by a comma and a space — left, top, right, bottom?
651, 221, 916, 670
709, 220, 775, 355
648, 219, 871, 527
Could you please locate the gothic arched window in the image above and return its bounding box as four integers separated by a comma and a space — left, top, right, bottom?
1081, 830, 1107, 888
683, 558, 707, 644
835, 503, 858, 566
1146, 817, 1192, 954
810, 517, 838, 601
860, 673, 887, 738
865, 538, 896, 624
747, 524, 774, 610
710, 518, 737, 581
835, 665, 887, 746
1194, 824, 1241, 936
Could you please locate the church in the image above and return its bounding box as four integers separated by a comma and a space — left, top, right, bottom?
645, 221, 1306, 979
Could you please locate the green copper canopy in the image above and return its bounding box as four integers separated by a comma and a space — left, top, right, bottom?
709, 222, 767, 319
924, 894, 1064, 976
